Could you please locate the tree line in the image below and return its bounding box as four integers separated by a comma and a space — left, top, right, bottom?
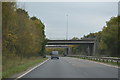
71, 16, 119, 57
2, 2, 46, 58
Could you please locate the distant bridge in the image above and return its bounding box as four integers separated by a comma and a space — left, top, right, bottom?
46, 39, 97, 56
47, 40, 95, 45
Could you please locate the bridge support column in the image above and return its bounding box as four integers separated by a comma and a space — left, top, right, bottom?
93, 38, 97, 56
65, 48, 68, 55
65, 47, 72, 55
93, 43, 96, 56
88, 44, 94, 56
68, 47, 72, 55
88, 40, 97, 56
87, 46, 90, 56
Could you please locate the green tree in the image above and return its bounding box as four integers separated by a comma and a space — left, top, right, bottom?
71, 37, 80, 40
99, 17, 119, 56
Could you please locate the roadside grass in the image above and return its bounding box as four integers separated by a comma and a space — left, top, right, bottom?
2, 56, 47, 78
69, 56, 120, 67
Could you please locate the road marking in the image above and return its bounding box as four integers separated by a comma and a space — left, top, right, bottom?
14, 58, 50, 80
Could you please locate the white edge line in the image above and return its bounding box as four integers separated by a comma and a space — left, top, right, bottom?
15, 58, 50, 80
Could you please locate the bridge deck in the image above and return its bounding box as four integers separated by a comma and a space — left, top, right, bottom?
47, 40, 95, 45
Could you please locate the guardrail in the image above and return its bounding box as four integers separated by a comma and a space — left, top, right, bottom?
68, 55, 120, 63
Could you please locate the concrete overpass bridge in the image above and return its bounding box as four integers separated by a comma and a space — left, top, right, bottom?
47, 40, 95, 45
46, 39, 97, 56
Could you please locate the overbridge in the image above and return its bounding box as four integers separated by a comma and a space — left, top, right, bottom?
46, 39, 97, 56
47, 40, 95, 45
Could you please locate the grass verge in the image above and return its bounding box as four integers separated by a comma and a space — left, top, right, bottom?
2, 57, 48, 78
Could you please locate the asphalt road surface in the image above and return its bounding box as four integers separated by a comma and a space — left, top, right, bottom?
22, 57, 118, 78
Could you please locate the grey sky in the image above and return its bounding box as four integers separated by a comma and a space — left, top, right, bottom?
18, 2, 118, 40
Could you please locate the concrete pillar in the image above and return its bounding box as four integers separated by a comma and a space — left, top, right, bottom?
87, 46, 90, 56
93, 38, 97, 56
68, 47, 71, 54
66, 47, 72, 55
65, 48, 68, 55
93, 43, 96, 56
88, 44, 94, 56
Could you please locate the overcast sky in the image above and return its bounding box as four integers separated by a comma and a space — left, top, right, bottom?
18, 2, 118, 40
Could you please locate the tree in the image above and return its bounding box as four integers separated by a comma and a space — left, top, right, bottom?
99, 17, 119, 56
71, 37, 79, 40
2, 2, 46, 58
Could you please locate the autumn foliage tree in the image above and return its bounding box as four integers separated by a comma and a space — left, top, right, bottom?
2, 2, 46, 58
